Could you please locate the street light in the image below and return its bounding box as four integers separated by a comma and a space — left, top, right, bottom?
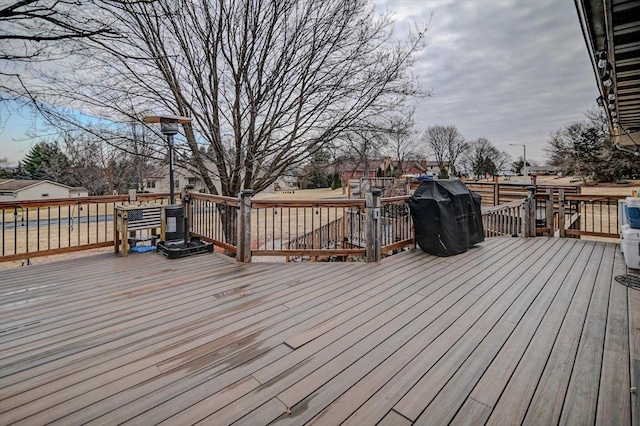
509, 143, 527, 175
143, 114, 192, 204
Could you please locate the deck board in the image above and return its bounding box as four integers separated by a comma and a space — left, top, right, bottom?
596, 250, 632, 425
0, 237, 634, 425
628, 281, 640, 426
418, 238, 580, 425
305, 238, 558, 426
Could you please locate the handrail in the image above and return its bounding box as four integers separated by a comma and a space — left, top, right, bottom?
190, 192, 238, 206
1, 193, 170, 263
481, 198, 527, 237
381, 195, 411, 203
251, 198, 366, 208
482, 198, 526, 213
0, 193, 170, 209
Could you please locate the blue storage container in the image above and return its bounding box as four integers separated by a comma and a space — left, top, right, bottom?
625, 197, 640, 229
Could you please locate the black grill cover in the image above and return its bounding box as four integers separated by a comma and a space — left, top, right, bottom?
409, 180, 484, 256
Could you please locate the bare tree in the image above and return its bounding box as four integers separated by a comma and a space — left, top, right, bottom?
57, 122, 162, 194
422, 125, 466, 177
17, 0, 429, 197
381, 111, 418, 177
463, 137, 510, 179
337, 126, 385, 187
0, 0, 155, 61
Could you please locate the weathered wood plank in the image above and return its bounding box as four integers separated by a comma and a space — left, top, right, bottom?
0, 265, 378, 420
557, 244, 615, 425
153, 375, 261, 426
596, 250, 631, 425
484, 242, 602, 425
418, 239, 581, 425
320, 239, 551, 425
522, 243, 614, 425
0, 238, 633, 426
450, 398, 492, 426
369, 239, 563, 422
199, 294, 427, 426
282, 240, 514, 350
284, 239, 556, 425
462, 240, 592, 422
0, 264, 360, 388
55, 252, 450, 424
377, 409, 412, 426
628, 281, 640, 426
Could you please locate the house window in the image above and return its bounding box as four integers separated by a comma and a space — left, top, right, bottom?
41, 193, 49, 197
188, 177, 199, 185
146, 180, 156, 189
174, 179, 180, 189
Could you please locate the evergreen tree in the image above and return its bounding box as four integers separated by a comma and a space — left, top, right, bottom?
21, 142, 75, 184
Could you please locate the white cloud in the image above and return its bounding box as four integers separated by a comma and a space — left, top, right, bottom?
383, 0, 599, 162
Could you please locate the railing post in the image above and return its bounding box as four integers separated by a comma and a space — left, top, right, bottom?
237, 189, 253, 263
558, 188, 566, 238
524, 186, 536, 237
182, 191, 191, 243
546, 189, 554, 236
493, 175, 499, 206
366, 188, 382, 262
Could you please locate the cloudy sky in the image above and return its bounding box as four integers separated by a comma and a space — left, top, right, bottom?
0, 0, 599, 165
379, 0, 599, 163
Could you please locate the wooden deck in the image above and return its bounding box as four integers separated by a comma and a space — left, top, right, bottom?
0, 237, 638, 425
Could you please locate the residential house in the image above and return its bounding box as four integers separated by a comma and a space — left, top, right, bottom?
69, 187, 90, 197
145, 162, 221, 195
0, 179, 74, 201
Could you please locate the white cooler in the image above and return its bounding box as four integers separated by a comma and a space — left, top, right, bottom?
621, 224, 630, 254
621, 226, 640, 269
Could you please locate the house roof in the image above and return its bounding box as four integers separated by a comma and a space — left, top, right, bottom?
0, 179, 72, 192
576, 0, 640, 150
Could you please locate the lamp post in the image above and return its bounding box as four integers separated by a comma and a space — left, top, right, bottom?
143, 114, 192, 204
509, 143, 527, 176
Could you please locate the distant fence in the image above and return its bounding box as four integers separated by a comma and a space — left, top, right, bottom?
465, 181, 581, 206
0, 193, 170, 263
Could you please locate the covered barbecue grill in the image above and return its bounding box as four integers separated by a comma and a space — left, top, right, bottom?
409, 179, 484, 256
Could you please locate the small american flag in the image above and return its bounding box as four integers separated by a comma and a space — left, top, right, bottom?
126, 207, 163, 231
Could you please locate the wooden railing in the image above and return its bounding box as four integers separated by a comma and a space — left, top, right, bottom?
249, 197, 367, 260
561, 194, 626, 239
188, 193, 238, 253
478, 188, 629, 240
465, 181, 581, 206
0, 193, 169, 263
380, 196, 414, 253
482, 198, 528, 237
528, 189, 627, 239
4, 183, 627, 265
